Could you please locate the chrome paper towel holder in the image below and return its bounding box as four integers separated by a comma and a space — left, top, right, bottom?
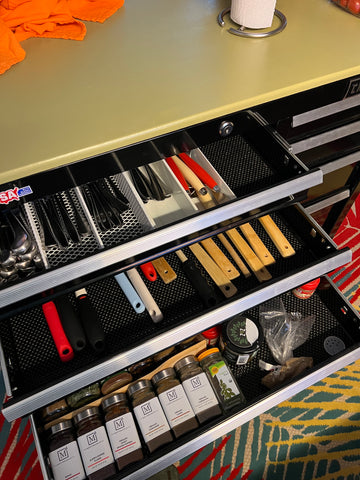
217, 7, 287, 38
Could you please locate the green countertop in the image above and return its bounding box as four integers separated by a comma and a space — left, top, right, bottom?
0, 0, 359, 184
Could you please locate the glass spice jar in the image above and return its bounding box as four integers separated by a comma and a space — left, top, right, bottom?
198, 348, 246, 411
174, 355, 221, 424
102, 393, 143, 471
66, 383, 101, 410
48, 420, 85, 480
42, 398, 69, 424
152, 368, 198, 438
219, 315, 263, 366
73, 407, 116, 480
200, 326, 222, 346
127, 379, 172, 453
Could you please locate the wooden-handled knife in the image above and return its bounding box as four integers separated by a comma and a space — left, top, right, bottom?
259, 214, 296, 258
225, 229, 272, 282
188, 243, 238, 298
239, 223, 275, 266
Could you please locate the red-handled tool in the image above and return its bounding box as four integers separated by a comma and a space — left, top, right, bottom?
140, 262, 157, 281
165, 157, 190, 193
42, 301, 74, 362
178, 152, 219, 192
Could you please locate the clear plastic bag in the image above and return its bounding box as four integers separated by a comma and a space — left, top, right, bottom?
259, 298, 315, 365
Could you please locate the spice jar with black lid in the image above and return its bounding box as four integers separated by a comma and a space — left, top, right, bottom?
128, 379, 172, 453
102, 393, 143, 471
73, 406, 116, 480
152, 368, 198, 438
48, 420, 85, 480
198, 348, 246, 411
220, 315, 263, 366
174, 355, 221, 424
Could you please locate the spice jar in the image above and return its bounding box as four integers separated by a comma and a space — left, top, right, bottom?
174, 355, 221, 424
200, 326, 221, 346
73, 407, 116, 480
48, 420, 85, 480
100, 371, 133, 396
152, 368, 198, 438
42, 398, 69, 424
292, 278, 320, 299
128, 379, 172, 453
102, 393, 143, 471
66, 383, 101, 410
198, 348, 246, 411
220, 315, 263, 365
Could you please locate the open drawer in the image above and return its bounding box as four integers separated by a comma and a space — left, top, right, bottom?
28, 276, 360, 480
0, 202, 352, 421
0, 110, 322, 308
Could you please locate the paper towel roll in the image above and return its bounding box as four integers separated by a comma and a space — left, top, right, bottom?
230, 0, 276, 29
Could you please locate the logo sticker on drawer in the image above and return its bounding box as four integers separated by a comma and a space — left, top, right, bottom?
0, 185, 33, 204
344, 77, 360, 98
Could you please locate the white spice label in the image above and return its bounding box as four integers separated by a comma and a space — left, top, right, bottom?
158, 385, 196, 428
133, 397, 170, 442
77, 426, 114, 475
105, 412, 142, 459
49, 441, 85, 480
182, 373, 219, 415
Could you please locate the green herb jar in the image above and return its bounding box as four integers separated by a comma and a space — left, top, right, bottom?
220, 315, 263, 366
198, 348, 246, 411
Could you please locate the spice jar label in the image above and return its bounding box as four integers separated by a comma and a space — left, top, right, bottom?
77, 426, 114, 475
158, 385, 196, 428
49, 441, 85, 480
133, 397, 170, 441
182, 373, 219, 415
105, 412, 142, 460
208, 361, 240, 400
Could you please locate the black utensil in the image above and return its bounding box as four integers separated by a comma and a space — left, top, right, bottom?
35, 200, 57, 247
66, 191, 91, 236
55, 295, 87, 352
107, 177, 129, 205
54, 195, 81, 244
75, 288, 106, 354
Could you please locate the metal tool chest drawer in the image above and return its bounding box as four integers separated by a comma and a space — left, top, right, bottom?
0, 102, 359, 480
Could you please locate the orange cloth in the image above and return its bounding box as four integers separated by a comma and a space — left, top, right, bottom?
68, 0, 124, 23
0, 0, 124, 75
0, 17, 25, 74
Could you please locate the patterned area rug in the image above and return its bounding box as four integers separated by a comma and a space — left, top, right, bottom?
1, 196, 360, 480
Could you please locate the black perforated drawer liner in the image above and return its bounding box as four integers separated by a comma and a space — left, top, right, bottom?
199, 134, 278, 198
0, 202, 352, 401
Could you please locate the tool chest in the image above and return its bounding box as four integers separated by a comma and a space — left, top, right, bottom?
1, 83, 360, 480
